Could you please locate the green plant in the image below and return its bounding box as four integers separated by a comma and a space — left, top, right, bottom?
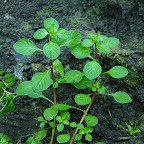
0, 70, 18, 116
13, 18, 132, 143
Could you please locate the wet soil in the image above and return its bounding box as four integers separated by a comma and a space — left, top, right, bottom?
0, 0, 144, 143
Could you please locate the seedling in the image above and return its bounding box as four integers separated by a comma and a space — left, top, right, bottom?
0, 70, 18, 116
13, 18, 132, 143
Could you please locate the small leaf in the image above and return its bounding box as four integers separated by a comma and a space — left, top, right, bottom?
4, 77, 18, 83
106, 66, 129, 78
0, 100, 15, 116
44, 107, 58, 121
40, 122, 45, 129
111, 91, 132, 104
53, 104, 72, 111
5, 73, 12, 78
97, 43, 110, 54
84, 126, 94, 133
34, 130, 47, 141
79, 129, 85, 135
75, 94, 91, 105
77, 123, 84, 129
107, 37, 120, 48
53, 59, 64, 76
0, 133, 11, 143
98, 86, 108, 94
0, 70, 4, 75
61, 111, 70, 120
75, 134, 82, 140
13, 38, 42, 55
73, 76, 93, 90
83, 61, 102, 80
57, 134, 70, 143
31, 70, 53, 92
71, 45, 91, 59
43, 42, 60, 60
82, 39, 94, 47
49, 122, 56, 128
0, 82, 4, 89
70, 122, 77, 127
57, 123, 64, 132
26, 137, 42, 144
16, 81, 44, 99
33, 28, 48, 39
63, 119, 69, 125
44, 18, 59, 34
85, 134, 92, 142
85, 114, 98, 126
64, 70, 84, 83
37, 116, 44, 122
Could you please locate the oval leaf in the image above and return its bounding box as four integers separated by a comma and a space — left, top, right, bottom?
81, 39, 94, 47
34, 130, 47, 141
16, 81, 44, 98
85, 134, 92, 142
107, 37, 120, 48
71, 45, 91, 59
57, 134, 70, 143
53, 104, 72, 111
111, 91, 132, 104
31, 70, 53, 92
53, 59, 64, 76
13, 38, 41, 55
33, 28, 48, 39
85, 114, 98, 126
44, 107, 58, 121
64, 70, 84, 83
43, 42, 60, 60
106, 66, 129, 78
83, 61, 102, 80
75, 94, 91, 105
44, 18, 59, 33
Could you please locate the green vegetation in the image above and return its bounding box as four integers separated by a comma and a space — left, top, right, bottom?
1, 18, 132, 144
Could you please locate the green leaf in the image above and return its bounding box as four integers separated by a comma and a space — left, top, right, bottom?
37, 116, 44, 122
0, 133, 11, 143
53, 104, 72, 111
31, 70, 53, 92
61, 111, 70, 120
75, 134, 82, 140
79, 129, 85, 135
70, 122, 77, 127
4, 77, 18, 83
71, 45, 91, 59
26, 137, 42, 144
75, 94, 91, 105
33, 28, 48, 39
57, 123, 64, 132
0, 82, 4, 89
49, 122, 56, 128
63, 119, 69, 125
85, 114, 98, 126
52, 28, 70, 47
0, 70, 4, 75
106, 37, 120, 48
106, 66, 129, 78
97, 43, 110, 54
82, 39, 94, 47
40, 122, 45, 129
65, 30, 82, 48
34, 130, 47, 141
16, 81, 44, 99
43, 42, 60, 60
77, 123, 84, 129
64, 70, 84, 83
57, 134, 70, 143
83, 61, 102, 80
0, 100, 15, 116
73, 76, 93, 90
5, 73, 12, 78
96, 34, 108, 42
44, 107, 58, 121
85, 134, 92, 142
84, 126, 94, 133
13, 38, 42, 55
44, 18, 59, 34
111, 91, 132, 104
53, 59, 64, 76
98, 86, 108, 94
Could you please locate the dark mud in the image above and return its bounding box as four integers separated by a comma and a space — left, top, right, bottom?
0, 0, 144, 143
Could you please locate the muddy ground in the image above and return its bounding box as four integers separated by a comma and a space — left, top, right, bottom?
0, 0, 144, 143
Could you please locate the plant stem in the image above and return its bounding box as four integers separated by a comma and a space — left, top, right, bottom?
70, 93, 97, 144
49, 35, 57, 144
